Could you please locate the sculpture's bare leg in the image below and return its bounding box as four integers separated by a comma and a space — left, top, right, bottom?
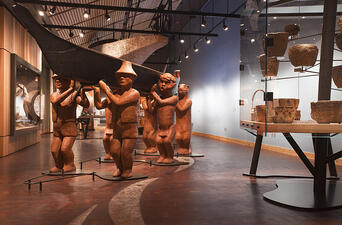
111, 138, 122, 177
61, 137, 76, 172
103, 133, 113, 160
120, 138, 136, 178
50, 136, 63, 172
156, 134, 165, 163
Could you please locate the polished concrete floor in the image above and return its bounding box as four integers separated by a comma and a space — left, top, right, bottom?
1, 131, 342, 225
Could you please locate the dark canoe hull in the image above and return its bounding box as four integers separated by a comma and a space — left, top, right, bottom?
12, 4, 161, 92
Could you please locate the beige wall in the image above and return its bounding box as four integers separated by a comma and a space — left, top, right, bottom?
0, 6, 42, 157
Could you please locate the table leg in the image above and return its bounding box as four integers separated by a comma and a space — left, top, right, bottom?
327, 139, 337, 177
313, 136, 337, 177
312, 134, 328, 202
249, 134, 263, 175
283, 133, 314, 176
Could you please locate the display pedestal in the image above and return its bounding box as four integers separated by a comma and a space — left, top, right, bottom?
94, 172, 147, 181
96, 157, 115, 163
264, 179, 342, 209
134, 149, 160, 156
150, 159, 189, 166
175, 152, 204, 158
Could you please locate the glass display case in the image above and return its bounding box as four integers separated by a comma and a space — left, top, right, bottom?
240, 1, 342, 135
11, 54, 41, 135
239, 0, 342, 209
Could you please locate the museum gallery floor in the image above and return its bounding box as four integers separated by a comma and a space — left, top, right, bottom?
1, 131, 342, 225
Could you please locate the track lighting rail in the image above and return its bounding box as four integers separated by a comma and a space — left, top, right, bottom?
15, 0, 240, 18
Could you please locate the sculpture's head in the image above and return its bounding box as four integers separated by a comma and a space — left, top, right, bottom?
178, 84, 189, 99
158, 73, 176, 93
52, 74, 70, 90
115, 61, 137, 87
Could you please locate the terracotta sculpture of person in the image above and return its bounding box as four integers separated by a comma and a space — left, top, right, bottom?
99, 61, 140, 178
141, 96, 157, 153
50, 75, 89, 172
175, 84, 192, 155
93, 86, 114, 160
151, 73, 178, 163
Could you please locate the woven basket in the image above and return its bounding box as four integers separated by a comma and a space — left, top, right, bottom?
332, 65, 342, 88
288, 44, 318, 67
264, 32, 289, 57
259, 54, 279, 77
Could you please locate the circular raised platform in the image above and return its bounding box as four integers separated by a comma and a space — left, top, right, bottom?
96, 157, 115, 163
243, 173, 339, 179
175, 152, 204, 158
41, 169, 93, 176
134, 149, 160, 156
94, 172, 148, 181
150, 159, 189, 166
263, 179, 342, 209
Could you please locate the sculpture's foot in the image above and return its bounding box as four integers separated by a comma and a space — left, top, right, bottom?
63, 164, 76, 172
120, 170, 133, 179
49, 166, 61, 173
104, 154, 113, 160
177, 148, 190, 155
157, 156, 165, 163
144, 147, 158, 153
162, 158, 174, 164
112, 169, 121, 177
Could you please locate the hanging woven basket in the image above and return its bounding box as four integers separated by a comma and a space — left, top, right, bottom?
284, 24, 300, 36
259, 54, 279, 77
338, 18, 342, 33
336, 33, 342, 51
264, 32, 289, 57
288, 44, 318, 67
332, 65, 342, 88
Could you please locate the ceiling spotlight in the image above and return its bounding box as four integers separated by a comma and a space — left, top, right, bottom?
83, 9, 90, 19
205, 37, 211, 44
179, 35, 185, 44
49, 6, 56, 15
178, 56, 182, 63
201, 16, 206, 27
223, 20, 229, 31
69, 29, 74, 38
38, 10, 45, 16
38, 5, 47, 17
38, 5, 47, 16
79, 31, 84, 38
194, 45, 199, 53
250, 38, 255, 43
185, 52, 189, 59
105, 10, 111, 21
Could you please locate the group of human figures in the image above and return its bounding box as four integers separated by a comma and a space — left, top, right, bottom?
50, 61, 192, 179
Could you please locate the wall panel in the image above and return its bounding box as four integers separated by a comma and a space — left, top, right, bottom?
0, 6, 42, 157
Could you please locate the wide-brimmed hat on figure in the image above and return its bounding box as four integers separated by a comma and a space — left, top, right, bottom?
115, 61, 137, 77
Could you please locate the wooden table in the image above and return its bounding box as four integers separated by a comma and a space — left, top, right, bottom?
240, 120, 342, 209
